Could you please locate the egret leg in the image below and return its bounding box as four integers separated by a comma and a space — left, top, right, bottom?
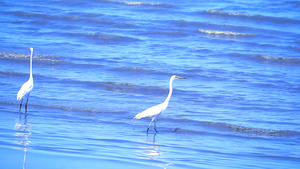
154, 118, 158, 132
19, 98, 23, 112
25, 94, 30, 113
147, 117, 156, 133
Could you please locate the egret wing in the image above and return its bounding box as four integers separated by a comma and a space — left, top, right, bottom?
134, 103, 164, 119
17, 80, 33, 100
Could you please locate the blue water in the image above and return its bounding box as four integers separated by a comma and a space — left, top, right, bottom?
1, 0, 300, 168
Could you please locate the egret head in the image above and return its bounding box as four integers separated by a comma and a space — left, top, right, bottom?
171, 75, 186, 80
28, 47, 33, 51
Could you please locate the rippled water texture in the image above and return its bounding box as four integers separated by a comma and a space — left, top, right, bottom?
0, 0, 299, 168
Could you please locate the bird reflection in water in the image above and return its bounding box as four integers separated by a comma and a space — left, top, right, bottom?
137, 133, 173, 169
15, 112, 31, 169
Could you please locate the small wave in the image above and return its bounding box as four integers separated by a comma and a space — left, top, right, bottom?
0, 101, 124, 115
8, 11, 85, 23
184, 68, 203, 73
7, 11, 135, 29
198, 29, 256, 38
61, 32, 141, 45
202, 9, 300, 24
111, 67, 152, 72
141, 31, 188, 37
0, 51, 64, 64
110, 67, 172, 77
0, 70, 27, 77
118, 1, 164, 6
100, 81, 168, 94
205, 121, 299, 137
204, 9, 257, 17
230, 53, 300, 66
286, 1, 300, 7
103, 0, 174, 7
51, 105, 125, 114
59, 78, 168, 95
260, 55, 296, 60
170, 20, 208, 28
166, 118, 300, 137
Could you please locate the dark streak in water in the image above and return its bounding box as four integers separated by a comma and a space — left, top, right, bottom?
166, 118, 300, 138
202, 9, 300, 24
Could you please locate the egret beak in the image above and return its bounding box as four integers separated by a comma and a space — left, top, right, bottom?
175, 76, 186, 79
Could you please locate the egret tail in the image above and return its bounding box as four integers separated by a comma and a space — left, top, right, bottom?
134, 113, 143, 119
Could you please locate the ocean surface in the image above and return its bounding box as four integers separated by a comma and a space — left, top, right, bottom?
1, 0, 300, 168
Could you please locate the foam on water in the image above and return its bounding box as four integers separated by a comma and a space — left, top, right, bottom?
229, 53, 300, 66
107, 0, 171, 7
203, 9, 300, 24
0, 51, 63, 64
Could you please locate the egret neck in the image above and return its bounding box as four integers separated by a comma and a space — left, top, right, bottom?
29, 48, 33, 79
163, 76, 174, 106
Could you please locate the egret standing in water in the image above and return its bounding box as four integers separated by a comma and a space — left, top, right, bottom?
134, 75, 186, 133
17, 48, 34, 113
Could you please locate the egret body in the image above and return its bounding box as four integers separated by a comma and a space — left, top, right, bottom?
17, 48, 34, 112
134, 75, 186, 133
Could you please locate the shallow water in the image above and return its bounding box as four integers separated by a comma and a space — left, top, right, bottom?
1, 0, 300, 168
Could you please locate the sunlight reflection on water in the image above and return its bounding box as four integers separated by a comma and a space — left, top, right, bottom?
136, 134, 173, 169
14, 112, 30, 169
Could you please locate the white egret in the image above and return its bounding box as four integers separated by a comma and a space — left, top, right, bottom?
17, 48, 34, 113
134, 75, 186, 133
